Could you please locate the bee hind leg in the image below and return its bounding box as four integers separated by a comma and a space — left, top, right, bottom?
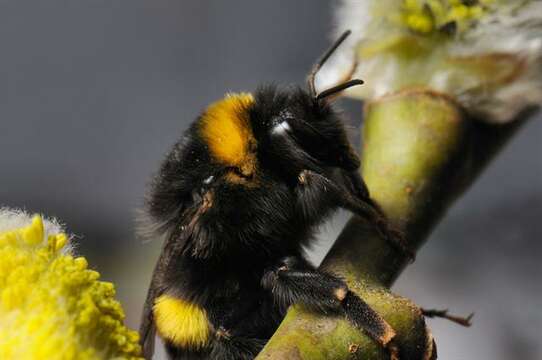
261, 256, 397, 353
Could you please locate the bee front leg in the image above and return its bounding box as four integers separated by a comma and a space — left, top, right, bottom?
261, 256, 397, 352
298, 169, 415, 261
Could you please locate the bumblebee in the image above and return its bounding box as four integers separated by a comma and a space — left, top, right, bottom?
139, 31, 405, 360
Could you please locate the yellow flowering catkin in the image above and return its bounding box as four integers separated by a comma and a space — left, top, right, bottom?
0, 215, 142, 360
401, 0, 495, 35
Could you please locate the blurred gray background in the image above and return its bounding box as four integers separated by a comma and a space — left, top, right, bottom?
1, 1, 540, 359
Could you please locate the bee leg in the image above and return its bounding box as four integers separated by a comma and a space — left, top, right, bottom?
164, 341, 209, 360
162, 328, 264, 360
299, 169, 415, 261
208, 327, 265, 360
262, 256, 396, 351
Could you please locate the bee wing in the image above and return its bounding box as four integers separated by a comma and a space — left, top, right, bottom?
139, 197, 210, 358
140, 284, 158, 360
140, 250, 173, 360
139, 241, 182, 358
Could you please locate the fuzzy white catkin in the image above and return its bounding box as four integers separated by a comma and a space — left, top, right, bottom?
317, 0, 542, 123
0, 207, 65, 243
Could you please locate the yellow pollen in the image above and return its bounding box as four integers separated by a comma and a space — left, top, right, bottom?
0, 214, 142, 359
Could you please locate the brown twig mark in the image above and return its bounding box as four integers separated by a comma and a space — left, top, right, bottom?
422, 308, 474, 327
348, 343, 359, 354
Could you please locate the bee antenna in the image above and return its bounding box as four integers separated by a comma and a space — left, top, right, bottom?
308, 29, 353, 99
316, 79, 364, 101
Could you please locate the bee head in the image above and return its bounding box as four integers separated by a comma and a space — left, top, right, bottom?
197, 30, 363, 187
249, 86, 361, 181
197, 86, 362, 187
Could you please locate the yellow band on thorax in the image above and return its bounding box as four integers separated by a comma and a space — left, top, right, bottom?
199, 93, 256, 171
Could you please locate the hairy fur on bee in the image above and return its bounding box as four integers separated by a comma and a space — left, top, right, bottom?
140, 32, 401, 360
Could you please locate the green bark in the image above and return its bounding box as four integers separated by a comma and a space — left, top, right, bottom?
256, 88, 533, 360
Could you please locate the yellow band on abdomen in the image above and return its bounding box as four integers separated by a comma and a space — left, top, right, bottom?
153, 295, 210, 349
